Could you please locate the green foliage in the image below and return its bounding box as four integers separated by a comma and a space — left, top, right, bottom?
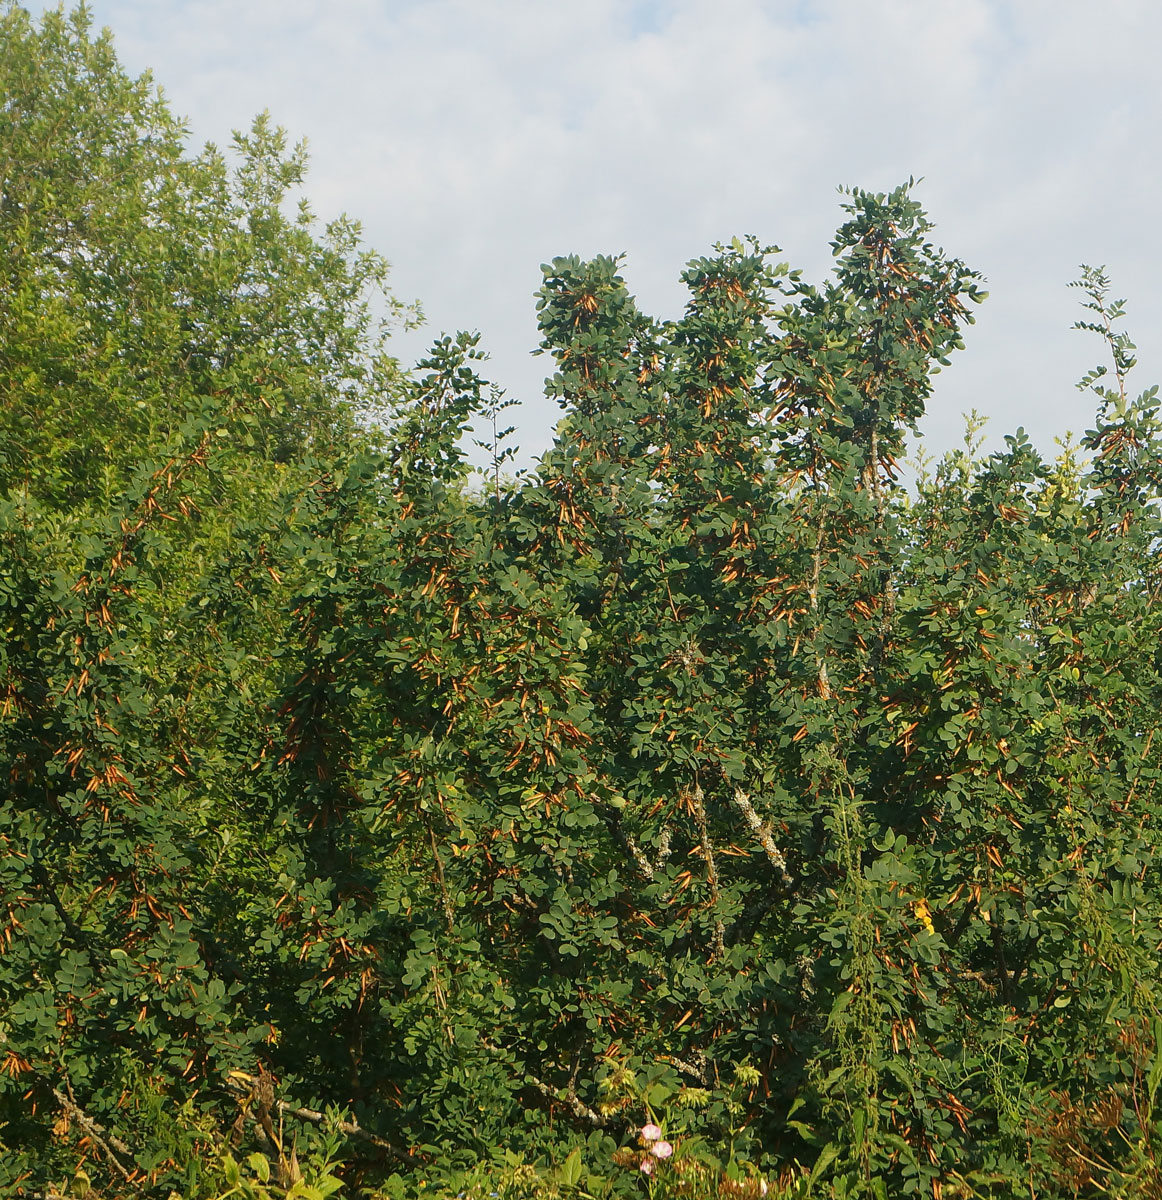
4, 7, 1162, 1199
0, 3, 410, 514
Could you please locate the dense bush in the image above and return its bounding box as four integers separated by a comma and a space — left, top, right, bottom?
4, 7, 1162, 1198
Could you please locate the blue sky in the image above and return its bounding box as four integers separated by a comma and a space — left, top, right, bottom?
73, 0, 1162, 472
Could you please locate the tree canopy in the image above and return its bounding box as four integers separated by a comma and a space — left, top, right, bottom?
3, 7, 1162, 1199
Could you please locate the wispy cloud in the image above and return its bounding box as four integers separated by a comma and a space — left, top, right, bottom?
82, 0, 1162, 467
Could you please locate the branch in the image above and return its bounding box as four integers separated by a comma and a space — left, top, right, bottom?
478, 1041, 607, 1127
522, 1072, 607, 1127
623, 825, 672, 883
428, 822, 456, 935
808, 515, 831, 699
224, 1073, 419, 1166
623, 833, 654, 880
692, 784, 726, 961
657, 824, 673, 868
52, 1086, 132, 1181
666, 1052, 713, 1086
33, 863, 96, 956
731, 787, 793, 885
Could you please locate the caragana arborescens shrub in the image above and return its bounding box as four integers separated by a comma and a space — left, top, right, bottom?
3, 7, 1162, 1199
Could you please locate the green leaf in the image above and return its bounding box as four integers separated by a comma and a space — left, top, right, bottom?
560, 1147, 583, 1188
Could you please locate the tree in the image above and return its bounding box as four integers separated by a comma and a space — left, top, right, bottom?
0, 4, 409, 512
3, 6, 1162, 1198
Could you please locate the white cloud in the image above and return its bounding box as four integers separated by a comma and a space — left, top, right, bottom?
80, 0, 1162, 469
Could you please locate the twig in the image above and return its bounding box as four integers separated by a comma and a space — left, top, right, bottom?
809, 515, 831, 699
428, 822, 456, 934
692, 784, 726, 961
33, 865, 93, 954
1125, 725, 1156, 811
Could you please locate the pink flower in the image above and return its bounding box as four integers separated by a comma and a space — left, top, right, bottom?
640, 1123, 662, 1142
640, 1158, 655, 1175
651, 1141, 673, 1159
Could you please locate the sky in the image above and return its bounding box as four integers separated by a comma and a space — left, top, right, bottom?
75, 0, 1162, 473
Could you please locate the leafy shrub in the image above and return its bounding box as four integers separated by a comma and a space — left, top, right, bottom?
3, 6, 1162, 1199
